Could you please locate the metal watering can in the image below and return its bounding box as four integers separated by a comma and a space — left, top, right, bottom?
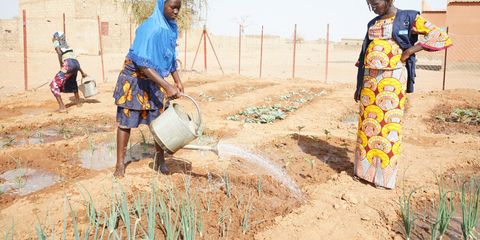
79, 76, 97, 98
150, 94, 204, 154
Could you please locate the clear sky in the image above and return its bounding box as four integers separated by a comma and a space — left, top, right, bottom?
0, 0, 19, 19
203, 0, 448, 40
0, 0, 448, 40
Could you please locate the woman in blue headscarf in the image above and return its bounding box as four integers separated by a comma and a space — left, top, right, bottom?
113, 0, 183, 178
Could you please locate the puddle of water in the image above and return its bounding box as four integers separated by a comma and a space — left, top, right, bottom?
0, 124, 114, 149
0, 168, 61, 196
80, 142, 116, 170
80, 141, 155, 170
217, 141, 302, 197
19, 108, 52, 117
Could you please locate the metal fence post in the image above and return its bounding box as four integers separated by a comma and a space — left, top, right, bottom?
292, 24, 297, 80
259, 25, 264, 79
23, 10, 28, 91
238, 24, 242, 75
442, 27, 449, 91
325, 23, 330, 83
184, 29, 187, 70
203, 25, 207, 71
63, 13, 66, 35
97, 16, 105, 83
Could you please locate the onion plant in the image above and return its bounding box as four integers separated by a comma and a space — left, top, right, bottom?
222, 173, 231, 198
146, 184, 157, 240
118, 190, 132, 240
241, 195, 254, 235
257, 176, 263, 196
461, 179, 480, 240
430, 177, 455, 240
34, 214, 47, 240
399, 188, 418, 240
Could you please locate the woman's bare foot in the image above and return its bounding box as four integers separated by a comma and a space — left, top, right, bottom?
114, 164, 125, 178
57, 108, 67, 113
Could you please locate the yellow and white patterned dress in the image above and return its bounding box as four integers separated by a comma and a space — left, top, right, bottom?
354, 15, 452, 188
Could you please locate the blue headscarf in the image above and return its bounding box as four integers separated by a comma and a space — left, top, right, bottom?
127, 0, 178, 77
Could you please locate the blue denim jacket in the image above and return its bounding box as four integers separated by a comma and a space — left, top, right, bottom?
356, 9, 419, 93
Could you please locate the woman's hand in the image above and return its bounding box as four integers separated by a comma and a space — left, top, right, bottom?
165, 85, 182, 100
400, 49, 412, 63
171, 71, 184, 93
401, 45, 424, 63
175, 81, 184, 93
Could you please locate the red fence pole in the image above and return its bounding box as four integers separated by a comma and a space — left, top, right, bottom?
97, 16, 105, 83
184, 29, 187, 70
442, 27, 449, 91
292, 24, 297, 80
238, 24, 242, 75
203, 25, 207, 71
325, 23, 330, 83
23, 10, 28, 91
62, 13, 66, 34
259, 25, 264, 79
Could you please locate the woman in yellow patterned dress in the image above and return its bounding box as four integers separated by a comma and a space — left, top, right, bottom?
354, 0, 452, 189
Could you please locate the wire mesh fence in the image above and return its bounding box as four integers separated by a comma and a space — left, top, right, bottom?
180, 24, 480, 91
2, 12, 480, 94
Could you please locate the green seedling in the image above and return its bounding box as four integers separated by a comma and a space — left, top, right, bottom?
324, 129, 331, 141
217, 202, 231, 239
257, 176, 263, 196
157, 182, 180, 240
430, 175, 455, 240
461, 179, 480, 240
223, 173, 232, 198
59, 126, 73, 140
34, 214, 47, 240
64, 195, 81, 240
241, 195, 254, 235
132, 192, 145, 238
398, 187, 418, 240
285, 154, 295, 168
304, 158, 315, 170
235, 192, 245, 209
204, 191, 212, 213
118, 190, 132, 240
197, 211, 204, 238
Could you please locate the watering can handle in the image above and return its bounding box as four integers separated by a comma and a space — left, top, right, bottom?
180, 94, 202, 135
81, 77, 96, 86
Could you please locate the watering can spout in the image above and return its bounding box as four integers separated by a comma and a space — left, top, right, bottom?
183, 144, 219, 155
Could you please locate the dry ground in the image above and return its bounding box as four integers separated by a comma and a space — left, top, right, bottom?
0, 67, 478, 239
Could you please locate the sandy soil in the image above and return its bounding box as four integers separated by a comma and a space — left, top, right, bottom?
0, 39, 479, 239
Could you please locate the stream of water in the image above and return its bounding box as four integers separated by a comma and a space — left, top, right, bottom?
217, 141, 302, 197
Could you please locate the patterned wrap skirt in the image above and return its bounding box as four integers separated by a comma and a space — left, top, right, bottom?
354, 67, 407, 189
113, 58, 168, 129
50, 58, 80, 96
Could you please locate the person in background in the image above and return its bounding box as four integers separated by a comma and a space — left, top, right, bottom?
50, 31, 87, 112
113, 0, 184, 178
353, 0, 452, 189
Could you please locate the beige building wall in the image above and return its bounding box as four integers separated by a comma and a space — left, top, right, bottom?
421, 11, 447, 28
0, 0, 132, 55
0, 19, 20, 51
446, 2, 480, 62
